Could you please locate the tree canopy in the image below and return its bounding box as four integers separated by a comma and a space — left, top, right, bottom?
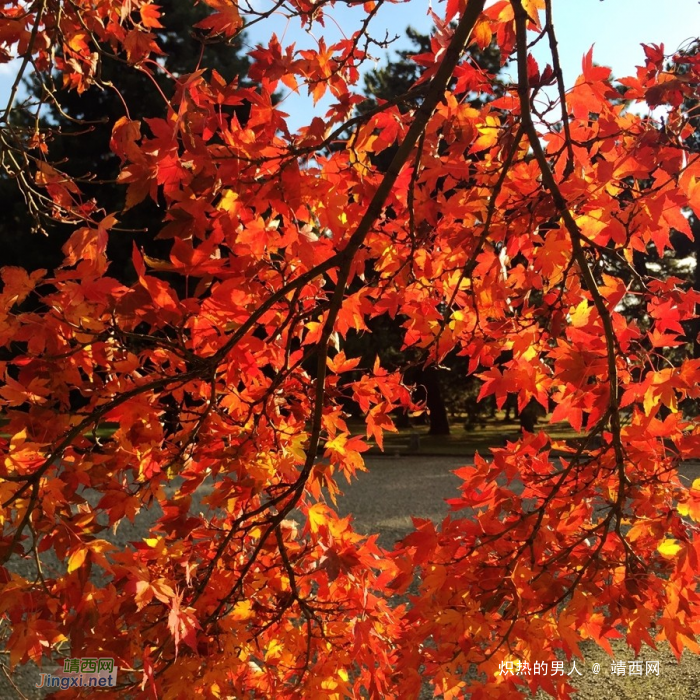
1, 1, 700, 698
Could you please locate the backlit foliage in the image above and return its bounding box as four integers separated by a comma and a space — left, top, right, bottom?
1, 0, 700, 697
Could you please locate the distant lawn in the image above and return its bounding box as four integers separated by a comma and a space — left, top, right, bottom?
349, 412, 584, 457
0, 420, 118, 441
1, 412, 581, 459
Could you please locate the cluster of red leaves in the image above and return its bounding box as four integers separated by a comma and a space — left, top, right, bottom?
1, 0, 700, 697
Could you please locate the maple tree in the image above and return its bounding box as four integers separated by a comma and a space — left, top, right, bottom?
1, 0, 700, 697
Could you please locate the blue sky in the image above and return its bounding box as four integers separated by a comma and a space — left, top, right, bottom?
239, 0, 700, 128
0, 0, 698, 128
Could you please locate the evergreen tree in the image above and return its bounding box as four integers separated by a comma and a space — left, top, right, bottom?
0, 1, 250, 280
362, 25, 503, 112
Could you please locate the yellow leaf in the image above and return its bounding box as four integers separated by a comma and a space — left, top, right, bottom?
324, 433, 348, 456
521, 0, 545, 26
217, 189, 239, 212
307, 503, 332, 534
133, 581, 154, 611
472, 114, 501, 152
569, 300, 591, 328
67, 547, 88, 573
287, 433, 307, 462
265, 638, 283, 661
89, 538, 114, 553
657, 539, 682, 558
143, 253, 175, 271
230, 600, 253, 621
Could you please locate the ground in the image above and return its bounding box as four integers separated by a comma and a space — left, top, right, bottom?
335, 455, 700, 699
2, 453, 699, 698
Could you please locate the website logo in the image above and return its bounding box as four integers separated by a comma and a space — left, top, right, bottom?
35, 657, 118, 690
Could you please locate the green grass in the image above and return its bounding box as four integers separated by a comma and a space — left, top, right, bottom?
0, 421, 118, 441
1, 412, 581, 458
351, 412, 583, 457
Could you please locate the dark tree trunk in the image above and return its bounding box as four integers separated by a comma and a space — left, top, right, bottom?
692, 223, 700, 359
632, 249, 648, 280
421, 366, 450, 435
519, 398, 540, 433
503, 394, 519, 421
395, 409, 412, 429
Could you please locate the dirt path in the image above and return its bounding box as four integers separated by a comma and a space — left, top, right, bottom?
2, 455, 699, 698
335, 455, 700, 699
